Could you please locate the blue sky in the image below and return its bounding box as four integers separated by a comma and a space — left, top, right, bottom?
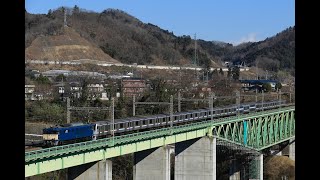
25, 0, 295, 45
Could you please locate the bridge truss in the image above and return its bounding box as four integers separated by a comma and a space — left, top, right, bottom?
25, 106, 295, 177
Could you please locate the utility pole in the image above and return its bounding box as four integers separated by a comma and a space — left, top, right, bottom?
203, 70, 205, 81
255, 89, 258, 103
279, 89, 282, 109
179, 68, 182, 89
289, 85, 292, 103
194, 33, 197, 66
170, 95, 173, 131
235, 90, 240, 116
265, 70, 268, 80
64, 8, 67, 27
262, 90, 264, 111
67, 97, 71, 123
256, 61, 259, 80
133, 95, 136, 116
111, 98, 115, 146
178, 91, 181, 112
194, 33, 199, 80
209, 92, 215, 121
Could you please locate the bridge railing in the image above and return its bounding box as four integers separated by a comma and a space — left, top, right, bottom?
26, 106, 295, 162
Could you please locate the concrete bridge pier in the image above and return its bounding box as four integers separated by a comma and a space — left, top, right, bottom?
248, 154, 263, 180
229, 159, 240, 180
133, 145, 171, 180
289, 139, 295, 161
175, 137, 217, 180
67, 159, 112, 180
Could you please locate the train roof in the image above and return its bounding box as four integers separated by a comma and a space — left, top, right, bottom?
44, 123, 93, 131
60, 122, 85, 127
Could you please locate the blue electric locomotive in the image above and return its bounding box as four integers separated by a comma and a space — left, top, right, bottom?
43, 123, 94, 146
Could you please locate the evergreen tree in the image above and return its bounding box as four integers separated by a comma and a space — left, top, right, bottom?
47, 9, 53, 18
275, 82, 282, 90
79, 79, 89, 105
219, 68, 224, 76
262, 83, 272, 92
73, 5, 80, 14
227, 67, 232, 78
232, 66, 240, 80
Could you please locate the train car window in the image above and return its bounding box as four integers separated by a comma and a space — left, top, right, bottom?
135, 121, 139, 126
130, 121, 134, 127
143, 120, 146, 125
120, 123, 123, 128
149, 119, 153, 124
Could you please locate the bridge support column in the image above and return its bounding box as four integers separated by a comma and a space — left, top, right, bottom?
175, 137, 216, 180
248, 154, 263, 180
133, 145, 171, 180
229, 159, 240, 180
68, 159, 112, 180
289, 139, 295, 161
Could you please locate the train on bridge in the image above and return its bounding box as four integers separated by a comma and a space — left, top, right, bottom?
42, 100, 286, 146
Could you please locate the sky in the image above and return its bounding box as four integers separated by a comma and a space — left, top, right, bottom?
25, 0, 295, 45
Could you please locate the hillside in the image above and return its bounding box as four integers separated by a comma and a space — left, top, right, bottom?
25, 7, 295, 75
225, 27, 295, 74
25, 26, 120, 63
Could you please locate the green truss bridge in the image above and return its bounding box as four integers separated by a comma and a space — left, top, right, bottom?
25, 106, 295, 178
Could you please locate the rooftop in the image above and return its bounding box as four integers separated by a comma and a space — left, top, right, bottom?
239, 79, 279, 84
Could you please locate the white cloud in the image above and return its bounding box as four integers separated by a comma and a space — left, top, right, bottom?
233, 33, 258, 46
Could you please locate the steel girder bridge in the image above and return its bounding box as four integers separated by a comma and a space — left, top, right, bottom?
25, 106, 295, 177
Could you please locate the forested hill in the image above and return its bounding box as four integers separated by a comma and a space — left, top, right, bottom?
225, 27, 295, 74
25, 7, 295, 74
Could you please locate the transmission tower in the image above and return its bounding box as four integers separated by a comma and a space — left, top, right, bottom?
64, 9, 67, 27
194, 33, 197, 66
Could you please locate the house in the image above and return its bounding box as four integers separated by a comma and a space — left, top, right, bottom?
87, 83, 107, 100
25, 85, 35, 100
239, 79, 279, 92
121, 78, 146, 97
69, 82, 82, 99
52, 82, 68, 100
52, 82, 108, 101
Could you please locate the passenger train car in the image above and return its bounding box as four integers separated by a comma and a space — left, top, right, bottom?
43, 100, 286, 146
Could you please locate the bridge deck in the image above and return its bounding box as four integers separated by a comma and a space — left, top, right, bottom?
25, 106, 295, 177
